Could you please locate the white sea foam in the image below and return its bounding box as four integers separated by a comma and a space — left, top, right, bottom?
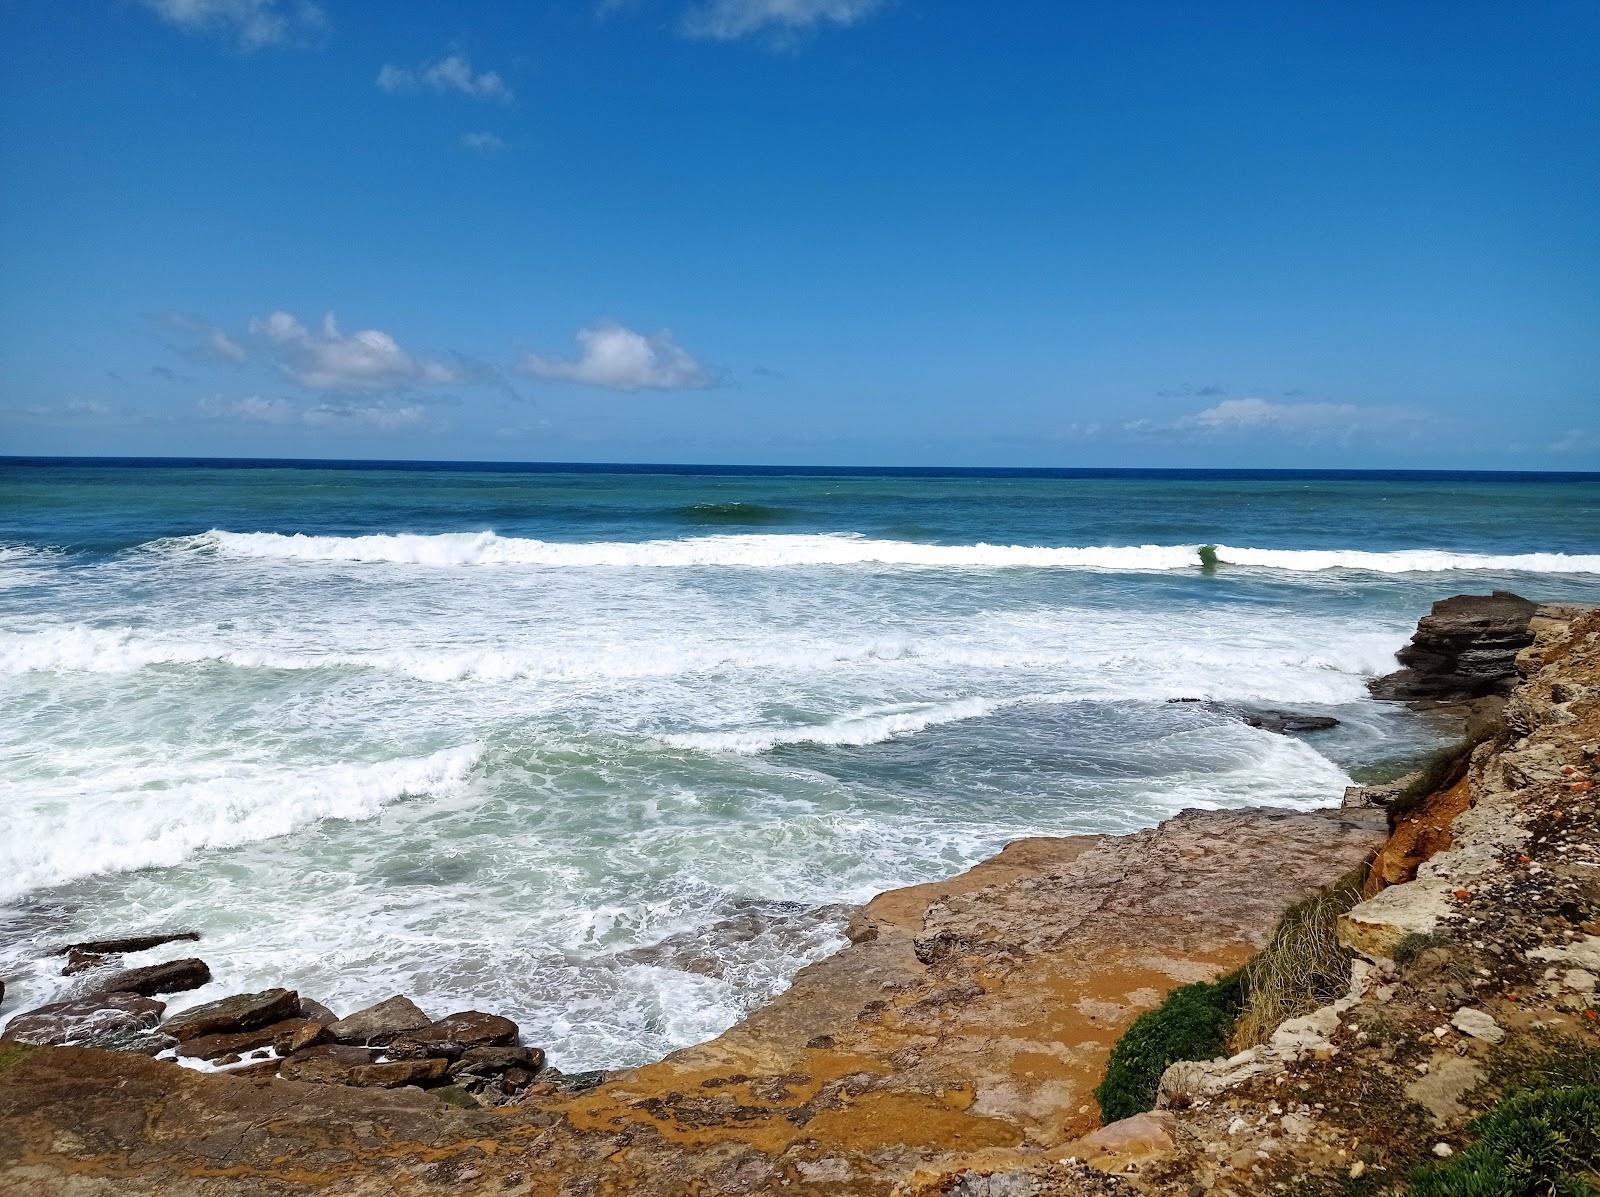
158, 529, 1600, 574
662, 697, 1001, 754
0, 743, 481, 902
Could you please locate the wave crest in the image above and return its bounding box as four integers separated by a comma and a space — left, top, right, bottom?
154, 530, 1600, 574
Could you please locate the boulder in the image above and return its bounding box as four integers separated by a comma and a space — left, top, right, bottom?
176, 1017, 319, 1061
274, 1020, 332, 1056
62, 949, 113, 976
1, 991, 166, 1050
85, 957, 211, 998
161, 988, 301, 1042
327, 995, 431, 1046
279, 1043, 449, 1088
297, 997, 338, 1025
1370, 592, 1539, 702
49, 931, 200, 958
384, 1011, 519, 1060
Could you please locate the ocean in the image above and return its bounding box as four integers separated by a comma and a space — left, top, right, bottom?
3, 458, 1599, 1069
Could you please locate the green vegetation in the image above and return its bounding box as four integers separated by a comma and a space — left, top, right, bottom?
1408, 1084, 1600, 1197
1231, 864, 1366, 1049
1393, 929, 1453, 967
1093, 971, 1243, 1122
0, 1044, 33, 1074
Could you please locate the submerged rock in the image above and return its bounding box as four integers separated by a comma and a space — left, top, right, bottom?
86, 957, 211, 998
161, 988, 301, 1042
327, 995, 432, 1046
49, 931, 201, 959
1, 991, 166, 1050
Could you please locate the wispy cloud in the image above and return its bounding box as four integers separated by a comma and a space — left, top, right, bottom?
681, 0, 883, 42
520, 323, 711, 391
200, 394, 430, 430
249, 310, 458, 392
157, 311, 249, 365
1131, 395, 1420, 445
137, 0, 327, 50
377, 53, 514, 103
460, 131, 507, 154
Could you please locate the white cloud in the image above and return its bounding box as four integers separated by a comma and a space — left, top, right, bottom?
520, 323, 711, 391
249, 311, 458, 392
200, 395, 428, 430
461, 131, 507, 154
682, 0, 882, 41
1179, 397, 1367, 432
377, 53, 514, 103
138, 0, 327, 50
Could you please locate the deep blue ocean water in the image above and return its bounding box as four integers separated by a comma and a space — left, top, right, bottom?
3, 459, 1598, 1067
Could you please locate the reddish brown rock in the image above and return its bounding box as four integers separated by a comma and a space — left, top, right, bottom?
327, 995, 430, 1046
274, 1020, 332, 1056
85, 957, 211, 998
161, 988, 300, 1042
278, 1044, 448, 1088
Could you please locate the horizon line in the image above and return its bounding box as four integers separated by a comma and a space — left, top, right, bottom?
2, 454, 1599, 480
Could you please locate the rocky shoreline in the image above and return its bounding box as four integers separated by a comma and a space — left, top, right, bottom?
1, 594, 1596, 1195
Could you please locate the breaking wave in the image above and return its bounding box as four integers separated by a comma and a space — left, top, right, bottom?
152, 530, 1600, 574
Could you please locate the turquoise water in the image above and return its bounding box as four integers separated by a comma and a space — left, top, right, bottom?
2, 460, 1598, 1067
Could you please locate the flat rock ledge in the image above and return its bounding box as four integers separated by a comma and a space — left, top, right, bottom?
0, 795, 1383, 1196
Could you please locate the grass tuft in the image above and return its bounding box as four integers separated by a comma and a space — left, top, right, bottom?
1229, 864, 1367, 1050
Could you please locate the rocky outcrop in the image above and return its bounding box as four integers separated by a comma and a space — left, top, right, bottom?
1368, 590, 1539, 702
50, 931, 200, 959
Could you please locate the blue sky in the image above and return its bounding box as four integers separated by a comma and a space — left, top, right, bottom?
1, 0, 1596, 468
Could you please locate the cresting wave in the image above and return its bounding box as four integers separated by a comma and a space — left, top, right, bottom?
155, 530, 1600, 574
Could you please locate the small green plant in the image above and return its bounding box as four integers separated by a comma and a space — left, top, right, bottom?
1407, 1084, 1600, 1197
1093, 972, 1243, 1122
1230, 865, 1367, 1049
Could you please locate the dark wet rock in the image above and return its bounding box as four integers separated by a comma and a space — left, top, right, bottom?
385, 1011, 519, 1060
48, 931, 200, 958
1370, 591, 1539, 702
175, 1017, 317, 1061
161, 988, 301, 1042
1165, 698, 1338, 734
85, 957, 211, 998
1233, 707, 1340, 733
1, 991, 166, 1048
279, 1043, 449, 1088
327, 995, 432, 1046
447, 1045, 545, 1078
297, 997, 338, 1025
